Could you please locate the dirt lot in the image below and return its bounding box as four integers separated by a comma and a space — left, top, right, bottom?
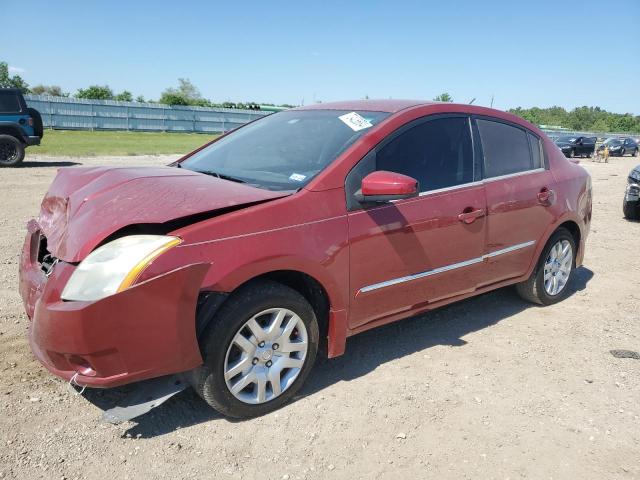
1, 154, 639, 480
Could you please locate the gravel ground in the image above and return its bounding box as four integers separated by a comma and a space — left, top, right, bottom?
0, 153, 639, 480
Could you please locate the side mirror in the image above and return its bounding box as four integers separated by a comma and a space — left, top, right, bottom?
356, 170, 419, 203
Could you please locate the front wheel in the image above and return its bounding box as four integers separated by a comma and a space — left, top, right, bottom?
516, 228, 576, 305
191, 280, 319, 418
623, 199, 640, 220
0, 135, 25, 167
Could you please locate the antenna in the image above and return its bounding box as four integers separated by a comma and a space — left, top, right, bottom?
490, 95, 494, 108
469, 98, 476, 105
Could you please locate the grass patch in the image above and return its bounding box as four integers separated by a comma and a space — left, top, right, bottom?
31, 130, 219, 157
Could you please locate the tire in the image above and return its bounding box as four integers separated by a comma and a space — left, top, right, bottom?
0, 135, 25, 167
190, 280, 319, 418
587, 152, 592, 158
623, 200, 640, 220
516, 228, 576, 306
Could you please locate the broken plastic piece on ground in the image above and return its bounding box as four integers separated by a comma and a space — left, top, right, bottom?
101, 375, 187, 424
610, 349, 640, 360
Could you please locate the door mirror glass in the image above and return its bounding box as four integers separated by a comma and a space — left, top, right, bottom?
357, 170, 419, 203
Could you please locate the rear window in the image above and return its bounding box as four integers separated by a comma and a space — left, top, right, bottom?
0, 93, 22, 113
528, 133, 543, 169
477, 119, 533, 178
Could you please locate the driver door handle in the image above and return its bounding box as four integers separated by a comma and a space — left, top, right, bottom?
458, 207, 485, 224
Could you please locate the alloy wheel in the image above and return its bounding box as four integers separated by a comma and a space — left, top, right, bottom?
543, 239, 572, 296
224, 308, 308, 404
0, 141, 18, 164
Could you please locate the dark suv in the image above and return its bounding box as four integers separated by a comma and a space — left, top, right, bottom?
0, 88, 43, 167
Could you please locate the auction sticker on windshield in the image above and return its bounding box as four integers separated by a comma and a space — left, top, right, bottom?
338, 112, 373, 131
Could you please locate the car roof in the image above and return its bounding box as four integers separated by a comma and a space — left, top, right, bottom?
294, 99, 437, 113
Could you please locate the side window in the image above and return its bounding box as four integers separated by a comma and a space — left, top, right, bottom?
528, 133, 543, 169
0, 93, 21, 113
477, 119, 533, 178
375, 117, 473, 192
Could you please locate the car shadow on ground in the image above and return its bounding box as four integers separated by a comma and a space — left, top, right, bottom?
90, 266, 593, 438
19, 160, 81, 168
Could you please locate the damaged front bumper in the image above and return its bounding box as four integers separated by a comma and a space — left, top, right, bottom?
19, 220, 209, 389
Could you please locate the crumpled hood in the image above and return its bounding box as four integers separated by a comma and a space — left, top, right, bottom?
38, 166, 289, 262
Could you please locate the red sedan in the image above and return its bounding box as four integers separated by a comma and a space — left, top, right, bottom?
19, 100, 592, 419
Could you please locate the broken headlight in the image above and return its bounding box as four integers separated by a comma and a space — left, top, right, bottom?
61, 235, 181, 301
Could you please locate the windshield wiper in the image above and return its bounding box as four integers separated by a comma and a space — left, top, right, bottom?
194, 170, 247, 183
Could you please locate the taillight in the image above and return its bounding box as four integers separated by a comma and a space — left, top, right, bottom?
28, 118, 33, 126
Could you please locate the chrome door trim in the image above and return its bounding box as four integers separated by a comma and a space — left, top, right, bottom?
357, 240, 536, 294
483, 240, 536, 258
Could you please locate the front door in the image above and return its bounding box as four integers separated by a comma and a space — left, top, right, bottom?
474, 117, 556, 286
346, 115, 487, 329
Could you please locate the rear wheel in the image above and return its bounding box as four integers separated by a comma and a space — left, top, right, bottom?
0, 135, 25, 167
191, 280, 319, 418
516, 228, 576, 305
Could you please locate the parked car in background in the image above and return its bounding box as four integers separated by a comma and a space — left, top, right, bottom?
598, 137, 639, 157
0, 88, 43, 167
554, 135, 596, 158
623, 164, 640, 220
19, 100, 592, 419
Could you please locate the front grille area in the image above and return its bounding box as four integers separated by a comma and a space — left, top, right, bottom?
37, 234, 58, 276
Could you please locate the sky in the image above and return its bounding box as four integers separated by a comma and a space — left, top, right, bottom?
2, 0, 639, 114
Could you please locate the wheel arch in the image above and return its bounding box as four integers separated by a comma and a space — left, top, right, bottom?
529, 216, 584, 278
0, 123, 27, 143
556, 220, 581, 256
197, 269, 337, 358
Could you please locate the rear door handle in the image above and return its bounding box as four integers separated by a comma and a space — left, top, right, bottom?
537, 187, 555, 205
458, 207, 485, 224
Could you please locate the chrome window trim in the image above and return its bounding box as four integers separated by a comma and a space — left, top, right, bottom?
357, 240, 536, 294
483, 168, 546, 183
393, 167, 545, 201
416, 180, 484, 197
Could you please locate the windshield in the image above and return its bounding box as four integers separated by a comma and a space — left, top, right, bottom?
556, 136, 576, 143
180, 109, 390, 191
604, 138, 621, 146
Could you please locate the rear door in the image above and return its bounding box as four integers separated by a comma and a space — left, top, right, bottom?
474, 117, 555, 286
346, 115, 487, 329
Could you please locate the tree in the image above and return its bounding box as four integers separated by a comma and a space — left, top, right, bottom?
433, 93, 453, 102
159, 78, 204, 106
135, 95, 146, 103
31, 85, 67, 97
0, 62, 30, 93
509, 106, 640, 134
114, 90, 133, 102
76, 85, 114, 100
